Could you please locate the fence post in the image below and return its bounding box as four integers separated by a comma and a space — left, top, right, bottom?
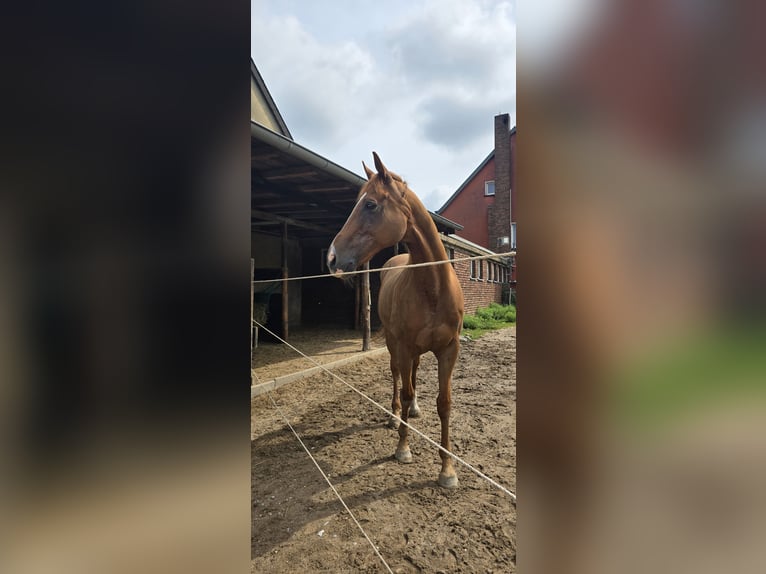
361, 262, 371, 351
250, 257, 255, 367
281, 222, 289, 342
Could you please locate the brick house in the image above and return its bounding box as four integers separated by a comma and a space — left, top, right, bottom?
442, 235, 511, 315
437, 114, 516, 282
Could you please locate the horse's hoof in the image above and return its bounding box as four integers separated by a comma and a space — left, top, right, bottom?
438, 473, 459, 489
408, 404, 421, 418
395, 448, 413, 463
388, 416, 400, 430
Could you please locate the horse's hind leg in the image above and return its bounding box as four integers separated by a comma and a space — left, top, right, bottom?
388, 356, 402, 429
408, 355, 421, 418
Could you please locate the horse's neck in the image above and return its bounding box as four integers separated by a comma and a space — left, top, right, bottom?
402, 192, 451, 286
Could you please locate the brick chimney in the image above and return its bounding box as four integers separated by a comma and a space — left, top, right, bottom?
489, 113, 512, 253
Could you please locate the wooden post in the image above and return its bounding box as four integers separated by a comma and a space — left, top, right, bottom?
354, 276, 360, 330
281, 222, 289, 342
361, 262, 371, 351
250, 258, 254, 368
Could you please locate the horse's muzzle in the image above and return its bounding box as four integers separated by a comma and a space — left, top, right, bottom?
326, 243, 356, 275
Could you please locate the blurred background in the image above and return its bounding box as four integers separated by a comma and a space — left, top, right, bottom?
0, 2, 251, 573
2, 1, 765, 573
517, 1, 766, 573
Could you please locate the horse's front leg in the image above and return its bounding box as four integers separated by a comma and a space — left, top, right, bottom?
408, 355, 421, 418
395, 352, 415, 464
435, 339, 460, 488
389, 356, 402, 429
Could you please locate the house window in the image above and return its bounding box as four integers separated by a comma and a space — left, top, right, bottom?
488, 262, 493, 282
478, 260, 484, 280
484, 181, 495, 196
511, 222, 517, 250
470, 259, 477, 279
447, 247, 455, 268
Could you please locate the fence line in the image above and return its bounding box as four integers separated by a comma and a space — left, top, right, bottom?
252, 252, 516, 284
253, 319, 517, 501
265, 391, 394, 574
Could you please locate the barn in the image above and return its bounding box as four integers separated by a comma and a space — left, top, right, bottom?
251, 60, 511, 347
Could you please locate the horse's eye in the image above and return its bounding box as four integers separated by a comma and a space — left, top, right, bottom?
364, 201, 377, 211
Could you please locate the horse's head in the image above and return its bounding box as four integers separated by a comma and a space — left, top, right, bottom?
327, 152, 410, 274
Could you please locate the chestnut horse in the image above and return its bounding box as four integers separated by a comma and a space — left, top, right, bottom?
327, 152, 465, 488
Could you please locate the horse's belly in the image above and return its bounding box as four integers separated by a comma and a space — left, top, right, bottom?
378, 267, 463, 353
381, 308, 459, 354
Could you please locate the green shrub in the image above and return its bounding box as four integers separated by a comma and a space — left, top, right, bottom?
462, 303, 516, 337
476, 306, 495, 320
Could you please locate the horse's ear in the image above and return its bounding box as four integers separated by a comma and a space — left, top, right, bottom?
362, 161, 374, 180
372, 151, 390, 180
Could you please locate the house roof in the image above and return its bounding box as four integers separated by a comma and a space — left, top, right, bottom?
436, 124, 517, 215
436, 149, 495, 214
251, 59, 292, 139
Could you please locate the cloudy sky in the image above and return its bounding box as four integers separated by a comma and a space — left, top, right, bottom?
251, 0, 516, 211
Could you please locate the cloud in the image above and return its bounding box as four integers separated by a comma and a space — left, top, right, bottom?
387, 0, 516, 95
252, 0, 516, 206
251, 11, 381, 147
417, 94, 500, 150
422, 184, 457, 212
385, 0, 516, 149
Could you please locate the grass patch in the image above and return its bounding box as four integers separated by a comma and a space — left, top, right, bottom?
614, 323, 766, 433
462, 303, 516, 339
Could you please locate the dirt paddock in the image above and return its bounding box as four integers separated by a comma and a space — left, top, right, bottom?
251, 326, 516, 573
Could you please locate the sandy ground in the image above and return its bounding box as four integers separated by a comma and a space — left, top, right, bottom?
252, 326, 516, 573
252, 328, 385, 382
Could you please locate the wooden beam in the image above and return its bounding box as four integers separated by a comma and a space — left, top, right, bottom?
300, 184, 357, 193
252, 175, 352, 216
255, 165, 318, 179
281, 222, 289, 342
251, 209, 335, 235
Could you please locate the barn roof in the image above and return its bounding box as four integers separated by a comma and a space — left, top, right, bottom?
251, 120, 462, 240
